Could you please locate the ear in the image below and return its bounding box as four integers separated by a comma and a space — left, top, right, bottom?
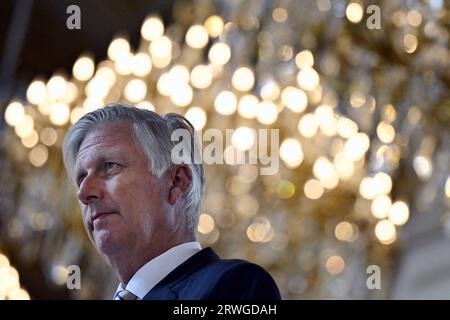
168, 165, 192, 205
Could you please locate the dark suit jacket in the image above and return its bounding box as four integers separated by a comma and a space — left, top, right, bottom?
142, 247, 281, 300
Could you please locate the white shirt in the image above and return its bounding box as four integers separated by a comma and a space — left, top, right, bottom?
113, 241, 202, 300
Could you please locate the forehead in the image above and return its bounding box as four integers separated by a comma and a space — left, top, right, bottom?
75, 121, 140, 167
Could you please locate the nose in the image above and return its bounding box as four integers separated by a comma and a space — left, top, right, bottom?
77, 174, 104, 205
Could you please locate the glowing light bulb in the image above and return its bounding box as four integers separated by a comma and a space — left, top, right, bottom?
108, 37, 130, 61
260, 81, 280, 101
132, 53, 152, 77
346, 3, 364, 23
295, 50, 314, 69
232, 127, 255, 151
313, 157, 339, 189
185, 106, 207, 130
304, 179, 324, 199
404, 34, 418, 53
124, 79, 147, 103
5, 102, 25, 127
14, 115, 34, 138
377, 121, 396, 144
280, 138, 303, 168
375, 219, 397, 245
208, 42, 231, 65
73, 55, 95, 81
190, 65, 212, 89
256, 101, 278, 125
335, 222, 357, 242
281, 86, 307, 113
49, 102, 70, 126
21, 129, 39, 149
297, 67, 319, 91
185, 25, 209, 49
26, 80, 47, 105
232, 67, 254, 92
149, 36, 172, 67
389, 201, 410, 226
344, 132, 370, 161
170, 84, 193, 107
204, 15, 224, 37
371, 195, 392, 219
326, 255, 345, 275
29, 144, 49, 167
47, 75, 67, 100
298, 113, 318, 138
214, 91, 237, 115
198, 213, 215, 234
238, 94, 259, 119
40, 127, 58, 146
141, 16, 164, 41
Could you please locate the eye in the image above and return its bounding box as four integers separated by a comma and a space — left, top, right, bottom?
104, 162, 123, 173
104, 162, 118, 171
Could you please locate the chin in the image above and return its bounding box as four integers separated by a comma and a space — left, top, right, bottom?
94, 229, 124, 256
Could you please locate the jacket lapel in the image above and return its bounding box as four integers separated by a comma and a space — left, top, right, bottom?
142, 286, 178, 300
142, 247, 220, 300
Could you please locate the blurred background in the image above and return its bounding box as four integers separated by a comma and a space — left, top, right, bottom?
0, 0, 449, 299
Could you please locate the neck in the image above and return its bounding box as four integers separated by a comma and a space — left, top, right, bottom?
106, 232, 196, 285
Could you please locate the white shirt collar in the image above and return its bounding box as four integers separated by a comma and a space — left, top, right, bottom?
114, 241, 201, 299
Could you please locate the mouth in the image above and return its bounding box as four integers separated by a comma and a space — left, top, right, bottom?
91, 212, 117, 225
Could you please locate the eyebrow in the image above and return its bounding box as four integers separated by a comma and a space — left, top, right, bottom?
75, 154, 122, 184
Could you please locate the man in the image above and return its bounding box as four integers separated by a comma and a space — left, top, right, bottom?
62, 103, 281, 300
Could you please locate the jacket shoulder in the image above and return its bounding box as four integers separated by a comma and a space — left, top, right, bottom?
173, 258, 281, 300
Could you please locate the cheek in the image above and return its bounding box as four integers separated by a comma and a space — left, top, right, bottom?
108, 174, 168, 223
136, 182, 168, 224
108, 177, 153, 214
106, 176, 133, 205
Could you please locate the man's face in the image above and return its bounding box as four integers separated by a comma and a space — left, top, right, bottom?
74, 121, 173, 258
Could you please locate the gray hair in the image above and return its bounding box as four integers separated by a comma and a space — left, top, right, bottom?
62, 103, 204, 231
